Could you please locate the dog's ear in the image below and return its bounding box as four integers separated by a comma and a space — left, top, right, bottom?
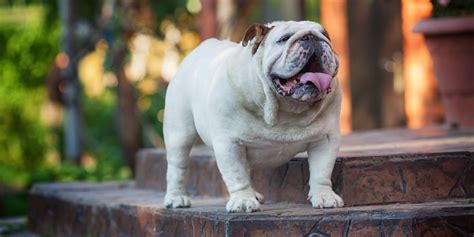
241, 23, 273, 55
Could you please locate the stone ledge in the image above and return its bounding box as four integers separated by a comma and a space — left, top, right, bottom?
136, 126, 474, 205
28, 182, 474, 237
136, 149, 473, 206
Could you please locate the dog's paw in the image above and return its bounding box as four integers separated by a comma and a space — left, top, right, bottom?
255, 191, 265, 204
226, 189, 262, 213
164, 193, 191, 208
308, 187, 344, 208
226, 196, 261, 213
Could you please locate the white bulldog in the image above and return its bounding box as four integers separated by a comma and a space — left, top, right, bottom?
163, 21, 343, 213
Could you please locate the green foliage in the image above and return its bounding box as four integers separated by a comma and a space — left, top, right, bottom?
0, 216, 27, 235
0, 4, 129, 217
143, 91, 167, 139
0, 0, 193, 218
82, 89, 132, 180
432, 0, 474, 17
0, 7, 58, 217
151, 0, 189, 31
0, 192, 28, 218
0, 18, 60, 187
305, 0, 320, 22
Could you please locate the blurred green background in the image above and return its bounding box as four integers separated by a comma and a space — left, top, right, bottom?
1, 1, 63, 217
0, 0, 197, 217
0, 0, 321, 219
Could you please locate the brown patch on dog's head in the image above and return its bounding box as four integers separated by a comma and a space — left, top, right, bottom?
241, 23, 273, 55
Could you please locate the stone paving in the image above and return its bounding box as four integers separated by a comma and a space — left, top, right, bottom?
29, 126, 474, 236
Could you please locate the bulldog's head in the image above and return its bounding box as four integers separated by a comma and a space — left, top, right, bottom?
242, 21, 339, 102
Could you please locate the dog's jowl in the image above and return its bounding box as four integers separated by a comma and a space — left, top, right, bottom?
163, 21, 343, 213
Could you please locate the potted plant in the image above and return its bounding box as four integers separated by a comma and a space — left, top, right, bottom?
413, 0, 474, 127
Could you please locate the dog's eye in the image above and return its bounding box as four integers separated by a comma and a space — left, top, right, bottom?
277, 35, 291, 44
321, 29, 331, 41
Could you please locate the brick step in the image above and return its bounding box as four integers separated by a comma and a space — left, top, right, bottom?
136, 126, 474, 206
28, 182, 474, 237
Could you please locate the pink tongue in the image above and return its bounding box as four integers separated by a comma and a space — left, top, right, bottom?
299, 72, 333, 92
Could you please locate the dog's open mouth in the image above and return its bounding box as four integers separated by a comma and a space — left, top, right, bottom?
271, 55, 333, 97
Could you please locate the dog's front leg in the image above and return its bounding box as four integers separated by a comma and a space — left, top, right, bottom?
307, 134, 344, 208
213, 139, 264, 213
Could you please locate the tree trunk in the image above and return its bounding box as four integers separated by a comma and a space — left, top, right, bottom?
200, 0, 218, 39
217, 0, 257, 41
111, 44, 141, 175
347, 0, 406, 130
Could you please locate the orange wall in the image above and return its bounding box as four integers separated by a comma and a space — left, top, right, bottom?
321, 0, 352, 134
402, 0, 444, 127
322, 0, 444, 131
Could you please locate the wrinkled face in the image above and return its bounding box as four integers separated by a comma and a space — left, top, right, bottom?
246, 21, 339, 102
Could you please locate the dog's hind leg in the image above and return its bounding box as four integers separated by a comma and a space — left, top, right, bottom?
163, 87, 198, 208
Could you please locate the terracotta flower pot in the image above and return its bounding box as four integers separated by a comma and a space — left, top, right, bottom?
414, 16, 474, 127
